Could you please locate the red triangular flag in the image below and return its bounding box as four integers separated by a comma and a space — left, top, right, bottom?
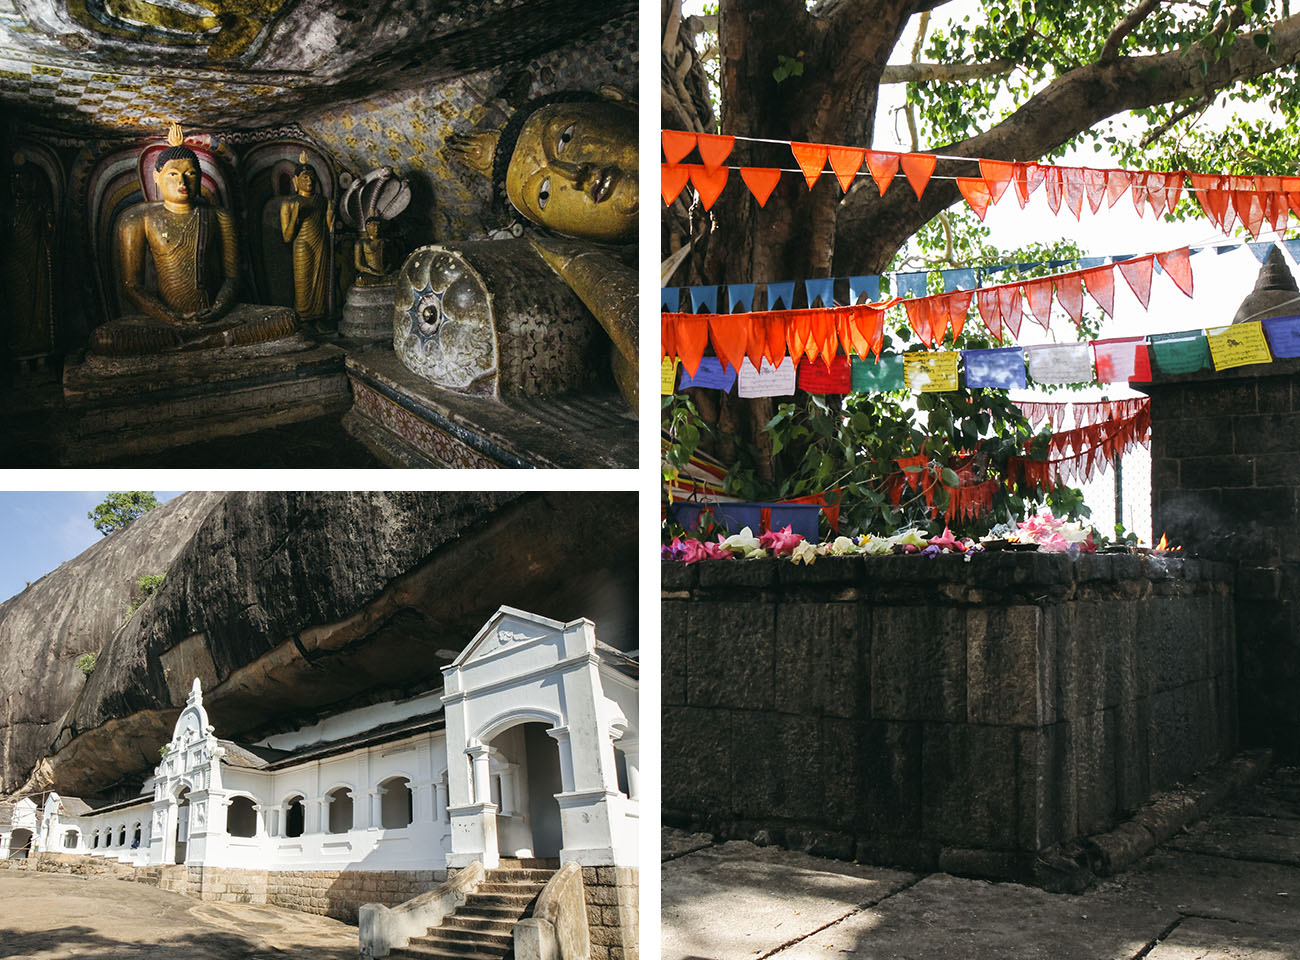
997, 286, 1023, 339
1022, 278, 1054, 331
980, 159, 1015, 205
943, 290, 973, 343
688, 164, 729, 210
1106, 169, 1131, 208
1117, 255, 1154, 310
674, 313, 709, 377
1082, 265, 1115, 317
865, 150, 900, 195
790, 142, 829, 189
709, 313, 748, 374
764, 313, 787, 367
827, 146, 866, 192
1083, 168, 1107, 214
957, 177, 992, 220
696, 133, 734, 172
976, 288, 1002, 341
662, 311, 676, 359
1018, 163, 1046, 205
1043, 166, 1062, 215
662, 163, 690, 205
900, 153, 937, 199
1156, 247, 1194, 299
1129, 171, 1149, 218
740, 167, 782, 207
746, 315, 766, 370
1061, 168, 1085, 220
662, 130, 698, 165
904, 299, 935, 347
1232, 189, 1263, 239
1055, 275, 1084, 329
1163, 172, 1184, 216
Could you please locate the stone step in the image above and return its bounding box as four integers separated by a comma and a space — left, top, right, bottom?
483, 868, 553, 883
452, 904, 531, 923
391, 945, 505, 960
463, 891, 539, 908
412, 928, 514, 951
474, 881, 545, 896
441, 914, 516, 936
497, 857, 559, 870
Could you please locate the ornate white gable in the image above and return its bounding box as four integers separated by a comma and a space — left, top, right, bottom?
154, 678, 224, 795
451, 606, 568, 667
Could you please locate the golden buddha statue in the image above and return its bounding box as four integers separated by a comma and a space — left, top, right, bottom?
91, 123, 297, 356
353, 217, 391, 286
446, 89, 638, 406
280, 153, 334, 323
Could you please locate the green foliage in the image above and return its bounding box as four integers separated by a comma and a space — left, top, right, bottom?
137, 574, 166, 596
88, 492, 159, 537
773, 51, 805, 83
159, 745, 170, 759
76, 652, 97, 677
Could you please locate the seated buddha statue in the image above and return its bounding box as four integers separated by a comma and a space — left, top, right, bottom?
89, 124, 299, 357
445, 89, 638, 406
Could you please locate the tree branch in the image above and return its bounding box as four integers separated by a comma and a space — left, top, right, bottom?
1138, 94, 1211, 147
880, 59, 1016, 82
1101, 0, 1163, 60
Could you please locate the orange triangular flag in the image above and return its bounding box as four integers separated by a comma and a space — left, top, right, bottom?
696, 133, 734, 172
810, 310, 837, 365
789, 310, 814, 363
943, 291, 973, 343
763, 313, 786, 367
904, 299, 935, 347
957, 177, 992, 220
790, 142, 830, 189
1156, 247, 1194, 299
1055, 275, 1084, 330
1043, 166, 1062, 215
997, 286, 1023, 339
1061, 168, 1085, 220
1117, 256, 1154, 310
827, 146, 866, 192
1082, 265, 1115, 317
662, 130, 698, 165
1022, 278, 1054, 331
1083, 168, 1107, 214
976, 288, 1002, 341
746, 315, 766, 370
688, 164, 729, 210
1018, 162, 1046, 206
1163, 172, 1184, 216
840, 310, 867, 361
740, 167, 782, 206
709, 313, 749, 374
1129, 172, 1149, 218
1106, 169, 1131, 208
1232, 189, 1263, 239
861, 308, 885, 358
900, 153, 937, 199
864, 151, 900, 195
662, 163, 690, 205
980, 159, 1015, 205
662, 311, 676, 359
674, 313, 709, 377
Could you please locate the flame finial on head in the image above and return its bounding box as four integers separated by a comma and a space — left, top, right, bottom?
298, 150, 309, 165
167, 122, 185, 147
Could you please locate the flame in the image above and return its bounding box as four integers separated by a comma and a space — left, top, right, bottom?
1157, 533, 1167, 550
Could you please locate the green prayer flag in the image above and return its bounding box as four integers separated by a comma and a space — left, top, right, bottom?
1149, 332, 1211, 375
851, 354, 904, 392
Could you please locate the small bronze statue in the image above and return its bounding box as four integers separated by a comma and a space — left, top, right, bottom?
91, 123, 297, 356
354, 217, 391, 286
280, 151, 334, 324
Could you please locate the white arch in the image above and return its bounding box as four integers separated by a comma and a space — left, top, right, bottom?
472, 707, 564, 746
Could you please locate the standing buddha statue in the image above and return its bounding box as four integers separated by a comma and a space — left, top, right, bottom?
280, 152, 334, 325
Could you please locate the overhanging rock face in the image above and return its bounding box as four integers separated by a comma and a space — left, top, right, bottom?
1, 491, 636, 799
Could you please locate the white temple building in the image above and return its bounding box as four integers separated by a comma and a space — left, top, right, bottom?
5, 606, 638, 879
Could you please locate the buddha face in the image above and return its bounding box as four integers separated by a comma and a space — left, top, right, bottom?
293, 168, 318, 197
505, 99, 637, 244
153, 158, 200, 209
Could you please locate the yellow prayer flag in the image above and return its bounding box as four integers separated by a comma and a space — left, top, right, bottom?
1206, 321, 1272, 371
661, 357, 680, 395
904, 351, 960, 392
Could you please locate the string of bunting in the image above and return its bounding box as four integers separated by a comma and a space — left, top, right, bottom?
661, 247, 1195, 374
661, 314, 1300, 397
663, 129, 1300, 239
1006, 398, 1152, 489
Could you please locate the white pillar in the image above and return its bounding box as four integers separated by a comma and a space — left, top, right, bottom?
620, 737, 640, 800
469, 746, 492, 804
547, 727, 575, 792
367, 789, 383, 830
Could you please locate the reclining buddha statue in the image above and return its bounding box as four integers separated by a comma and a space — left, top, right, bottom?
89, 123, 299, 357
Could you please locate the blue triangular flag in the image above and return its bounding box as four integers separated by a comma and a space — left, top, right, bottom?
1284, 239, 1300, 264
662, 287, 681, 312
895, 271, 928, 299
727, 283, 755, 313
1249, 242, 1276, 264
1078, 257, 1105, 270
805, 278, 835, 308
767, 281, 796, 310
963, 347, 1026, 390
849, 275, 880, 304
1110, 254, 1135, 263
1215, 244, 1236, 256
677, 357, 738, 391
941, 268, 976, 291
689, 285, 718, 313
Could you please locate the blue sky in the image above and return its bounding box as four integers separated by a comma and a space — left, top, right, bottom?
0, 492, 183, 604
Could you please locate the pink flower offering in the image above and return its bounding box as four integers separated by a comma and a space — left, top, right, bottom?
759, 524, 805, 557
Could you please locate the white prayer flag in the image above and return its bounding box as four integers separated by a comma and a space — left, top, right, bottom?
737, 357, 797, 397
1025, 343, 1093, 384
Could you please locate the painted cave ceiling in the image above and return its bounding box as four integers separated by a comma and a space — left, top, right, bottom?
0, 0, 635, 134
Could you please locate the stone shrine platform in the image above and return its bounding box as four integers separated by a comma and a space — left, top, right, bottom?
61, 334, 349, 464
342, 348, 637, 469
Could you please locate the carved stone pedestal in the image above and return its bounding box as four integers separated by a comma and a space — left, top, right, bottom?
341, 349, 635, 469
339, 282, 396, 341
61, 334, 349, 464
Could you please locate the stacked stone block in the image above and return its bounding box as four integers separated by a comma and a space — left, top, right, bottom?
1138, 357, 1300, 758
662, 552, 1236, 882
582, 865, 638, 960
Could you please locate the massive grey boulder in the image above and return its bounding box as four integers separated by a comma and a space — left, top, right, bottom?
0, 491, 635, 800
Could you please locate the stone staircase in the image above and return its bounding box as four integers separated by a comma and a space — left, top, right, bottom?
392, 858, 558, 960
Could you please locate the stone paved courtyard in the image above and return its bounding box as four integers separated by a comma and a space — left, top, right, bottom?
0, 870, 358, 959
663, 765, 1300, 960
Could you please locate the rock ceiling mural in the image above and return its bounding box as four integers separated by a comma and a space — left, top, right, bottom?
0, 0, 634, 133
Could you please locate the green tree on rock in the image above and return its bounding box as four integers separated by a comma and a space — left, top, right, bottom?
88, 492, 159, 537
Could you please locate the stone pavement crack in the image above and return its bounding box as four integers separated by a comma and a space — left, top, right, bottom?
753, 873, 927, 960
1130, 915, 1185, 959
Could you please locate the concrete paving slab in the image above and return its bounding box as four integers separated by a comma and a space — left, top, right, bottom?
661, 841, 917, 960
0, 870, 357, 959
1170, 815, 1300, 867
1144, 917, 1298, 959
766, 873, 1176, 960
1103, 849, 1300, 927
